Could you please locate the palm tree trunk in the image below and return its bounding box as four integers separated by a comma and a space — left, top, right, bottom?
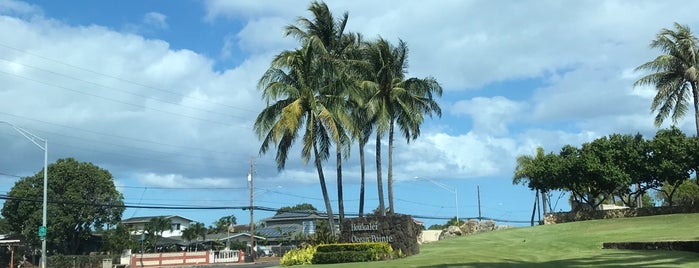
387, 118, 395, 214
314, 142, 336, 232
692, 81, 699, 136
359, 139, 366, 217
376, 133, 386, 216
336, 145, 344, 224
531, 190, 539, 226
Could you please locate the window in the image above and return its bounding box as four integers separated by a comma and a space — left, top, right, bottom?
173, 223, 181, 230
302, 221, 315, 234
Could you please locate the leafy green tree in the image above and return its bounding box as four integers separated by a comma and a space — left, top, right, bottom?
657, 178, 699, 206
1, 158, 124, 254
276, 203, 318, 215
144, 216, 172, 252
635, 22, 699, 135
362, 38, 442, 215
209, 215, 237, 234
102, 223, 134, 255
650, 127, 693, 205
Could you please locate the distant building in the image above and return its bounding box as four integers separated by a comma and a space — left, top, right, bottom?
122, 215, 195, 237
255, 211, 336, 243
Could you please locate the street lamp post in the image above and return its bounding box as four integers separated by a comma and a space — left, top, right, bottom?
415, 177, 459, 222
1, 121, 48, 268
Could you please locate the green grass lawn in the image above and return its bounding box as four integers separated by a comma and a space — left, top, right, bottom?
308, 213, 699, 267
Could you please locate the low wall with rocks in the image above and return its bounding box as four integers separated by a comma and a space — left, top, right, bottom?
544, 206, 699, 225
438, 220, 509, 240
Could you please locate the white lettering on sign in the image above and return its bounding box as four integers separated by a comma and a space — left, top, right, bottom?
349, 221, 393, 243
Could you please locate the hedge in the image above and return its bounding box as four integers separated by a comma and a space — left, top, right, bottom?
312, 242, 392, 264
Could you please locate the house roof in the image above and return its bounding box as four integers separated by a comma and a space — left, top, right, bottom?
255, 224, 300, 238
264, 210, 327, 222
122, 215, 196, 224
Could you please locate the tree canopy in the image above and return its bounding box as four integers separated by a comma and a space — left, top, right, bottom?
513, 128, 699, 210
1, 158, 124, 254
276, 203, 318, 215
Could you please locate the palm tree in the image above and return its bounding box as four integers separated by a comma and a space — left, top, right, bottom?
362, 38, 442, 214
635, 22, 699, 136
282, 1, 359, 224
513, 147, 549, 219
144, 216, 172, 252
181, 227, 196, 251
254, 44, 340, 232
187, 222, 207, 251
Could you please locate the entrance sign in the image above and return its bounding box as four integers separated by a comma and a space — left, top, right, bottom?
340, 214, 420, 256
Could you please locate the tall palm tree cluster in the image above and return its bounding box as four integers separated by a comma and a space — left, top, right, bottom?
253, 1, 442, 232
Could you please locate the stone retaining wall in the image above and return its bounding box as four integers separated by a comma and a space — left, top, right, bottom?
544, 206, 699, 224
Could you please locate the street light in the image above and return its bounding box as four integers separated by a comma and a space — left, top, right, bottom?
1, 121, 48, 268
415, 176, 459, 221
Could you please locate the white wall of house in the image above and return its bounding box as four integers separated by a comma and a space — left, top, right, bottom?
125, 216, 193, 238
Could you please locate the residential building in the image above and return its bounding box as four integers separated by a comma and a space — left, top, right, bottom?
255, 210, 336, 243
122, 215, 195, 237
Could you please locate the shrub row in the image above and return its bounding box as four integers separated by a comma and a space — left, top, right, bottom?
280, 242, 393, 266
313, 243, 393, 264
48, 254, 112, 268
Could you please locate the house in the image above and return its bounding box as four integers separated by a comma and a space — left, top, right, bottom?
255, 210, 336, 243
122, 215, 195, 237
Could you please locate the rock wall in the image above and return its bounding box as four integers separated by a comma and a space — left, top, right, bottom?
340, 214, 420, 256
438, 220, 506, 240
545, 205, 699, 224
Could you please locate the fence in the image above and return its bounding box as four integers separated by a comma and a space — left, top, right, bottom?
130, 250, 244, 267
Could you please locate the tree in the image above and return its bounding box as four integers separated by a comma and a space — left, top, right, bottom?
255, 24, 342, 232
284, 1, 361, 224
362, 38, 442, 214
514, 147, 550, 215
1, 158, 124, 254
635, 22, 699, 136
276, 203, 318, 215
209, 215, 237, 234
144, 216, 172, 252
657, 178, 699, 206
102, 223, 134, 255
650, 127, 693, 205
181, 227, 197, 251
186, 222, 207, 251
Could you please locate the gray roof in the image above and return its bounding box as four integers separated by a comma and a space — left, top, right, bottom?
265, 210, 326, 222
122, 215, 195, 224
255, 224, 300, 238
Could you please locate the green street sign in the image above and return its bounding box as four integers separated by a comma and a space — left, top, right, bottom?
38, 226, 46, 238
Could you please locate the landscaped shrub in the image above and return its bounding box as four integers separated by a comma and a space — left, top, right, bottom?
280, 246, 316, 266
312, 242, 393, 264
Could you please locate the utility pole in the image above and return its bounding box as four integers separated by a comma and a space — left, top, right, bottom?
248, 156, 254, 262
477, 185, 482, 221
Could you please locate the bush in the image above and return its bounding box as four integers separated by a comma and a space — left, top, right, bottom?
312, 242, 393, 264
280, 246, 316, 266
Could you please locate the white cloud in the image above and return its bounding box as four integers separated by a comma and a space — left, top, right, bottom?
138, 173, 235, 188
143, 12, 168, 30
451, 96, 525, 135
0, 0, 41, 17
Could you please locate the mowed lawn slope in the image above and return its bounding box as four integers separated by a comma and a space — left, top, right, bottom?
322, 213, 699, 267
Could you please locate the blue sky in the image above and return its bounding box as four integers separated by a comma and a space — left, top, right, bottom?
1, 0, 699, 228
